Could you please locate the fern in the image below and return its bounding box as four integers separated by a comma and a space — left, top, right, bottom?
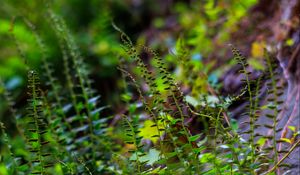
26, 70, 54, 174
263, 50, 285, 172
117, 39, 299, 174
115, 27, 216, 173
230, 45, 261, 172
1, 4, 299, 174
3, 9, 115, 174
23, 17, 73, 132
45, 11, 114, 173
0, 122, 18, 174
0, 78, 24, 174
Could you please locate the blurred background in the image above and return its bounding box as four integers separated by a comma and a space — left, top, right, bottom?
0, 0, 260, 124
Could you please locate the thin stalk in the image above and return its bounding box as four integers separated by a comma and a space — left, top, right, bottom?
29, 71, 44, 175
265, 139, 300, 174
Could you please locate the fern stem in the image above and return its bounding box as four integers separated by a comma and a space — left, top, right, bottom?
59, 37, 81, 118
170, 90, 201, 172
265, 51, 279, 166
265, 139, 300, 174
212, 108, 223, 175
0, 78, 22, 135
123, 115, 142, 173
118, 65, 186, 170
0, 122, 18, 173
47, 10, 100, 163
28, 70, 44, 174
24, 18, 74, 132
249, 76, 262, 166
231, 45, 257, 170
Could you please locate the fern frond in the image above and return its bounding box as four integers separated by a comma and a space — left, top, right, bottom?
263, 50, 282, 168
26, 70, 54, 174
0, 122, 18, 174
122, 114, 145, 173
45, 10, 114, 172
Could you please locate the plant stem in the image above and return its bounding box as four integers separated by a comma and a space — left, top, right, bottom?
265, 139, 300, 174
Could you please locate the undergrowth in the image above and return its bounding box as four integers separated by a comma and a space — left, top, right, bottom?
112, 26, 300, 174
0, 9, 299, 175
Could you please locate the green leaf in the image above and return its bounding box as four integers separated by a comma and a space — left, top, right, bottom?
294, 130, 300, 137
121, 93, 132, 102
189, 134, 201, 142
199, 153, 214, 163
230, 119, 238, 131
185, 95, 199, 107
17, 164, 29, 172
256, 137, 266, 147
170, 118, 181, 125
76, 102, 84, 111
54, 164, 64, 175
129, 104, 137, 114
139, 120, 164, 142
279, 138, 292, 144
286, 38, 294, 46
288, 126, 296, 132
192, 147, 205, 154
248, 58, 264, 70
0, 164, 8, 175
139, 149, 161, 165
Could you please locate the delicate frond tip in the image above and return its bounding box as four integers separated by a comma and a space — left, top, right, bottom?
229, 44, 246, 63
112, 22, 133, 48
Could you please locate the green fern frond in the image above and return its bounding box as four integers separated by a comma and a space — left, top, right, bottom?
26, 70, 54, 174
0, 122, 18, 174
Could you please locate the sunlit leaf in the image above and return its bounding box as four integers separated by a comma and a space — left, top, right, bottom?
189, 134, 201, 142
279, 138, 292, 144
248, 58, 264, 70
139, 149, 160, 165
251, 41, 266, 58
139, 120, 164, 143
288, 126, 296, 132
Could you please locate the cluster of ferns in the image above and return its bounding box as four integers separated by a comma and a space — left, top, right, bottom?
0, 9, 299, 175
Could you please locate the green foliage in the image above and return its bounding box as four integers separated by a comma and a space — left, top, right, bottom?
0, 7, 114, 174
0, 1, 299, 175
115, 28, 299, 174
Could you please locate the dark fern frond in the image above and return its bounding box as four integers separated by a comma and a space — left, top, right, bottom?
0, 78, 20, 133
116, 31, 211, 172
23, 18, 74, 136
122, 114, 145, 173
261, 50, 283, 168
43, 10, 114, 173
26, 70, 55, 174
0, 122, 18, 174
229, 46, 274, 173
9, 17, 29, 71
46, 9, 94, 97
